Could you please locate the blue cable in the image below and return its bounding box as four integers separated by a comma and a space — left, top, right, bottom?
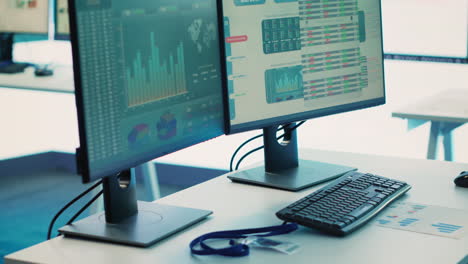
190, 222, 298, 257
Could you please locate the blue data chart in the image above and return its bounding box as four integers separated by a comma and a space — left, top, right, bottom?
398, 218, 419, 227
126, 35, 188, 107
432, 223, 463, 234
265, 65, 304, 103
127, 124, 151, 149
375, 202, 468, 239
234, 0, 265, 6
377, 219, 391, 225
156, 112, 177, 140
298, 0, 358, 20
262, 17, 301, 54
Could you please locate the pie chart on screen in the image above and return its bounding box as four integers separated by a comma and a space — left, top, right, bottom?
128, 124, 150, 148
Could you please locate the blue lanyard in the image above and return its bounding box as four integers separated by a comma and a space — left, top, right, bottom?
190, 222, 298, 257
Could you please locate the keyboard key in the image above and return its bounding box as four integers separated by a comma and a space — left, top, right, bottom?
375, 194, 386, 199
347, 203, 374, 219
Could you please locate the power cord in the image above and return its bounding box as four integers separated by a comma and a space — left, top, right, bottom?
47, 180, 103, 240
229, 133, 263, 171
232, 121, 306, 171
229, 125, 293, 171
65, 190, 104, 226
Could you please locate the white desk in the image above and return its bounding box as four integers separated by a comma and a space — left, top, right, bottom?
392, 89, 468, 161
5, 149, 468, 264
0, 64, 74, 93
0, 88, 78, 160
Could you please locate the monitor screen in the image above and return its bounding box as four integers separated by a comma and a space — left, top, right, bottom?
220, 0, 385, 133
55, 0, 70, 39
382, 0, 468, 59
72, 0, 224, 182
0, 0, 48, 34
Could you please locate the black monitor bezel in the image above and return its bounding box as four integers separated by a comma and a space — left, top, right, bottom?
217, 0, 386, 135
68, 0, 90, 182
70, 0, 225, 183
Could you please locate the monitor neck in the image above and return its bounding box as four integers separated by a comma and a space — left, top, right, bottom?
263, 123, 299, 173
0, 33, 14, 62
102, 170, 138, 223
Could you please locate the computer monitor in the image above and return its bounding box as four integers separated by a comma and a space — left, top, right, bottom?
382, 0, 468, 61
59, 0, 223, 247
55, 0, 70, 40
0, 0, 49, 72
219, 0, 385, 191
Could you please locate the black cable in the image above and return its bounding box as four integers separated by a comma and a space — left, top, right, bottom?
229, 133, 263, 171
234, 121, 306, 171
235, 145, 264, 171
47, 180, 103, 240
66, 189, 104, 226
229, 125, 288, 172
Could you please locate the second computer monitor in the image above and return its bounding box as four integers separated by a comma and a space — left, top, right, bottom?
219, 0, 385, 190
0, 0, 49, 72
220, 0, 385, 133
0, 0, 49, 34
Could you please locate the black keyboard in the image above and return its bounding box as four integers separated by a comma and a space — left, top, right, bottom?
276, 171, 411, 235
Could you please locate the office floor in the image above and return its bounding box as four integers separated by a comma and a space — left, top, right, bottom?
0, 169, 88, 263
0, 165, 222, 264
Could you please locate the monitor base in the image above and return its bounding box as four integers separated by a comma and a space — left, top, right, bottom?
228, 159, 356, 192
59, 201, 212, 247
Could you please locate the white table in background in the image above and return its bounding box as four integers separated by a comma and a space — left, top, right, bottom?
392, 89, 468, 161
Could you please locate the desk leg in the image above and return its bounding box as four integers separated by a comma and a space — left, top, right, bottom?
427, 121, 440, 160
140, 161, 161, 201
442, 129, 453, 161
441, 122, 464, 162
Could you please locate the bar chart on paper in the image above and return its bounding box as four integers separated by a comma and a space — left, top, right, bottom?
375, 202, 468, 239
432, 223, 463, 234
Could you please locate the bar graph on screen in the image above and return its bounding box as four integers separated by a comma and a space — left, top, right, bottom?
125, 32, 188, 107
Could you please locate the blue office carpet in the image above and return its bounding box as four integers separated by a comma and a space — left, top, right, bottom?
0, 169, 183, 263
0, 163, 226, 263
0, 169, 100, 263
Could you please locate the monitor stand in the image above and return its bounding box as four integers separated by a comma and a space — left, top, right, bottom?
228, 123, 356, 192
59, 169, 212, 247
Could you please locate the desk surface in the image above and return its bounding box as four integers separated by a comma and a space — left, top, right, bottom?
0, 64, 74, 93
5, 149, 468, 264
392, 89, 468, 123
0, 88, 78, 160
